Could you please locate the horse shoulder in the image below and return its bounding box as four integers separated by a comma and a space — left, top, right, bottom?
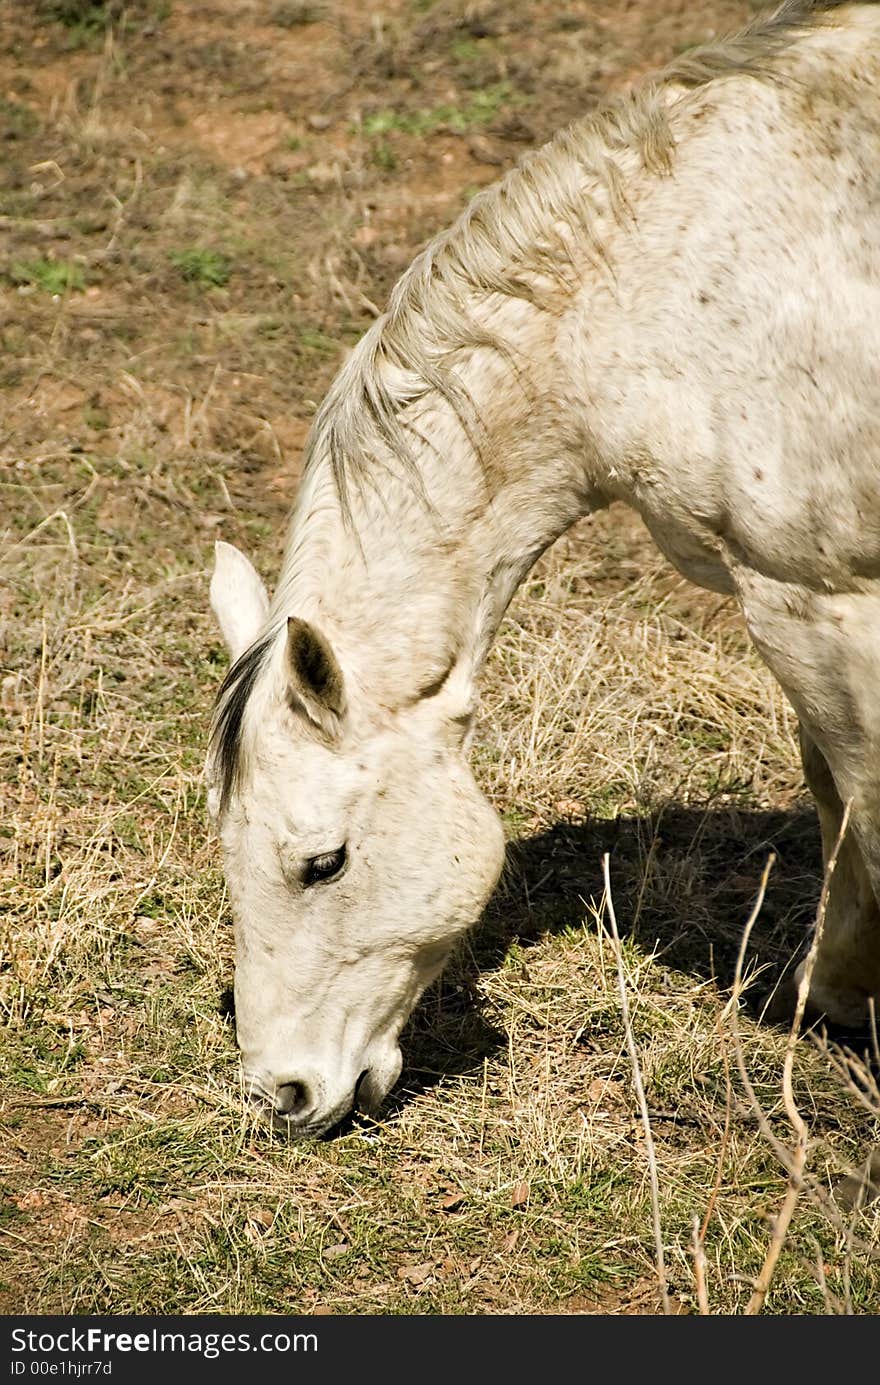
562, 60, 880, 596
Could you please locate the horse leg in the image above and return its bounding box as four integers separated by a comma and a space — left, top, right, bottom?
736, 570, 880, 1027
796, 723, 880, 1025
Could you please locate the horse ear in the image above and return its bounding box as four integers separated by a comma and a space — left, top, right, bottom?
210, 541, 269, 661
286, 617, 346, 737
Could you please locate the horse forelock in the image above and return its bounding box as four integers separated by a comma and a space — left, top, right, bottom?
210, 629, 279, 813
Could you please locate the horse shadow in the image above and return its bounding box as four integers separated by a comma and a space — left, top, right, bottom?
389, 799, 826, 1112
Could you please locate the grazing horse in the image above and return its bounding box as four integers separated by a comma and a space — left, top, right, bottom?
207, 1, 880, 1137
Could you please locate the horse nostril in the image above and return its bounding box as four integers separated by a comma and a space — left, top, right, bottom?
273, 1080, 312, 1118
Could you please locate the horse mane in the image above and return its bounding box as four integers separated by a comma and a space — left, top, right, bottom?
210, 0, 867, 809
303, 0, 868, 513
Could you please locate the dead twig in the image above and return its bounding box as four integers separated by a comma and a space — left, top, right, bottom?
602, 852, 670, 1315
729, 802, 854, 1314
691, 1214, 710, 1315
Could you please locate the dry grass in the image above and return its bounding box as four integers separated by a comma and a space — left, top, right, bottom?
2, 0, 879, 1316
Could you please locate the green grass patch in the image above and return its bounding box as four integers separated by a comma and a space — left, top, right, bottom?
372, 141, 397, 172
362, 82, 518, 138
298, 327, 339, 357
169, 248, 232, 288
38, 0, 170, 44
0, 98, 39, 139
450, 37, 484, 63
9, 259, 85, 294
270, 1, 325, 25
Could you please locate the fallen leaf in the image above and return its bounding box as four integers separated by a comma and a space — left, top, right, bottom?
323, 1242, 349, 1259
511, 1180, 530, 1208
440, 1191, 465, 1212
397, 1262, 434, 1284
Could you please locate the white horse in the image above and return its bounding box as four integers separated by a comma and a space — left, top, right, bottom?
208, 1, 880, 1136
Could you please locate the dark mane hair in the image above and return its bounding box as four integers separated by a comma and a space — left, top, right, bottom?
210, 630, 278, 812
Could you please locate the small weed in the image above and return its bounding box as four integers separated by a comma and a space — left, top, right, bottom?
463, 83, 515, 124
298, 327, 339, 357
362, 82, 518, 139
38, 0, 170, 43
39, 0, 112, 32
270, 1, 325, 25
169, 248, 231, 288
0, 98, 38, 139
371, 141, 397, 172
9, 259, 85, 294
555, 14, 588, 32
82, 402, 110, 431
255, 316, 287, 339
450, 37, 483, 63
0, 1196, 23, 1231
500, 806, 532, 834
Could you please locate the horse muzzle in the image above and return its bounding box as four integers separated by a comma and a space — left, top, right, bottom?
243, 1062, 388, 1138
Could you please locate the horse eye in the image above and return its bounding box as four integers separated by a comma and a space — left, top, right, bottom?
303, 846, 347, 887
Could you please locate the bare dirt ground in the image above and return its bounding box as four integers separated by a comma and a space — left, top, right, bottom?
1, 0, 878, 1315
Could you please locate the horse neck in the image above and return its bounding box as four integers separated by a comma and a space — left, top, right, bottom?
273, 323, 600, 715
